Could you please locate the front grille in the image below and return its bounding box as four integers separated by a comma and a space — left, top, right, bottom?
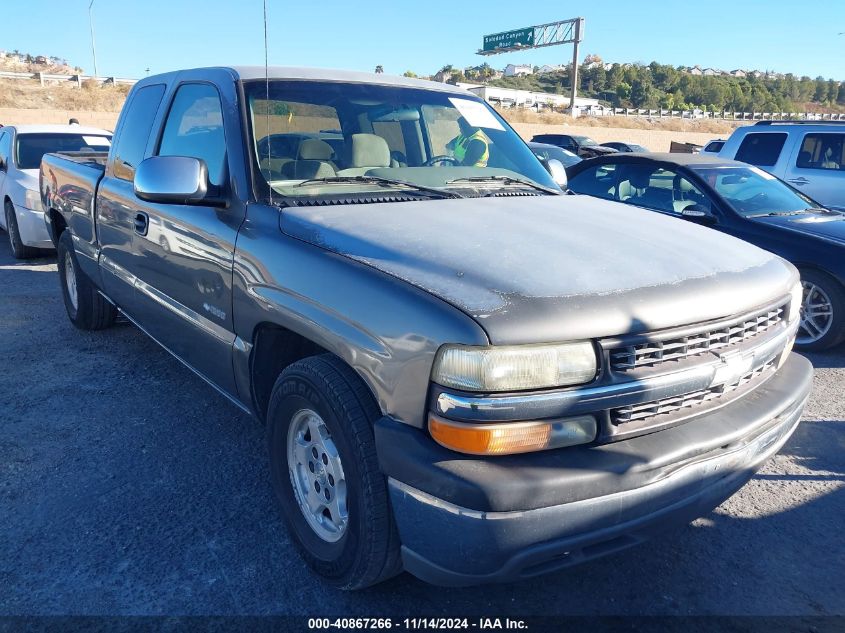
609, 305, 786, 372
611, 359, 777, 425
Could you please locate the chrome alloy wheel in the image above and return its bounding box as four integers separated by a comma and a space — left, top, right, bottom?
287, 408, 348, 542
64, 251, 79, 311
797, 280, 834, 345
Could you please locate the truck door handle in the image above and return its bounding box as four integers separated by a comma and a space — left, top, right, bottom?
133, 212, 149, 235
788, 177, 809, 186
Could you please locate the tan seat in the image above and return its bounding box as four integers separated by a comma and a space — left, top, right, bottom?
336, 134, 391, 176
281, 139, 337, 180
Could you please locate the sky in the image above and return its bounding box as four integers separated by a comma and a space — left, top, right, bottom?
2, 0, 844, 81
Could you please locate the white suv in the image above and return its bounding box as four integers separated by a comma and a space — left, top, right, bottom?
718, 121, 845, 209
0, 124, 112, 258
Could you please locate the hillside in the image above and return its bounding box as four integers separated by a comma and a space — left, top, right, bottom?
448, 59, 845, 113
0, 79, 130, 111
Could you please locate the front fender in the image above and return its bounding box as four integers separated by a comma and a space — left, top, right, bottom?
232, 203, 489, 428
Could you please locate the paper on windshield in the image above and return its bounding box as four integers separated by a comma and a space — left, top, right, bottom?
83, 136, 111, 146
448, 98, 505, 131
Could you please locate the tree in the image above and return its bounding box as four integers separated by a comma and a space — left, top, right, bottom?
615, 82, 631, 105
630, 78, 654, 108
403, 70, 417, 78
813, 76, 828, 102
374, 65, 384, 74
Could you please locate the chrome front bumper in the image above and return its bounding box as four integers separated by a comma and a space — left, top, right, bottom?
388, 353, 813, 585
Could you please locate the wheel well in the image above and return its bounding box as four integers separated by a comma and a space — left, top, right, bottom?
48, 208, 67, 247
250, 323, 330, 421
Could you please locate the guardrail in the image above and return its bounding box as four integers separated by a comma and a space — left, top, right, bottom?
488, 98, 845, 121
575, 106, 845, 122
0, 70, 137, 86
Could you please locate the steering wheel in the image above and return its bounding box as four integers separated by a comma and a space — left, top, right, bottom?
424, 155, 460, 167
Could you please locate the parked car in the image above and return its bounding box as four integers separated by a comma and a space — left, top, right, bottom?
41, 66, 810, 589
527, 141, 581, 168
701, 138, 726, 155
531, 133, 618, 158
718, 121, 845, 209
567, 153, 845, 350
601, 141, 649, 153
0, 124, 111, 258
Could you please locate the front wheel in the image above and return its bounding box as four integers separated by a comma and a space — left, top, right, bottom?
795, 268, 845, 351
266, 354, 401, 590
5, 201, 38, 259
57, 230, 117, 330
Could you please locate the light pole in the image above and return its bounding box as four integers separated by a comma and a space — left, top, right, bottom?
88, 0, 99, 77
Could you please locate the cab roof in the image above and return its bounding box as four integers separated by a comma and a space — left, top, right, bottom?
229, 66, 469, 94
7, 124, 112, 136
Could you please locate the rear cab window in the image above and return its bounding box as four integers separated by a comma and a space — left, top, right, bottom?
111, 83, 166, 181
14, 133, 111, 170
734, 132, 787, 167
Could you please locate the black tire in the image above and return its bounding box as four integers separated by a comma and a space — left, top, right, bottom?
5, 200, 39, 260
796, 268, 845, 351
57, 230, 117, 331
266, 354, 401, 590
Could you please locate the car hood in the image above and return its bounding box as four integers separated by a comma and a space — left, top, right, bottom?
281, 195, 796, 344
583, 145, 617, 155
750, 212, 845, 246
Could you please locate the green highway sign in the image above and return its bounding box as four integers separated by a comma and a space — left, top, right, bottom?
482, 27, 535, 52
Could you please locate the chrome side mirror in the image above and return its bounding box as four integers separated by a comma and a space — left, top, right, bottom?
681, 204, 716, 223
134, 156, 209, 204
543, 158, 568, 190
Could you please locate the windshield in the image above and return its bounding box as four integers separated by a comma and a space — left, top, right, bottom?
245, 80, 557, 201
15, 133, 111, 170
690, 165, 820, 217
573, 136, 598, 147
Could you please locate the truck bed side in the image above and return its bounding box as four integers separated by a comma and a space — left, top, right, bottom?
40, 152, 107, 281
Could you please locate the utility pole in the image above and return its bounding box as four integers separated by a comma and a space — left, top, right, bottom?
569, 19, 582, 111
89, 0, 99, 77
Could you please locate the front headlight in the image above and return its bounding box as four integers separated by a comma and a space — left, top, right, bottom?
789, 282, 803, 323
24, 188, 43, 212
432, 341, 597, 392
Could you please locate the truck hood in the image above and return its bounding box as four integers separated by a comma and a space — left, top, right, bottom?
750, 211, 845, 246
281, 195, 797, 344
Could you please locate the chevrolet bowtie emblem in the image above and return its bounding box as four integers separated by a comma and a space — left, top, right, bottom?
712, 351, 755, 387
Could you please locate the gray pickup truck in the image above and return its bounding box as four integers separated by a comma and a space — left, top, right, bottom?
40, 66, 812, 589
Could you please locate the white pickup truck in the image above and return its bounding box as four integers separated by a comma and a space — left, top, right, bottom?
0, 124, 111, 258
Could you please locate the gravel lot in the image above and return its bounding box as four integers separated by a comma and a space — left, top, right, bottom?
1, 237, 843, 618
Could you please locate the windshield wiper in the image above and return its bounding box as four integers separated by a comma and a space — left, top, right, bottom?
293, 175, 463, 199
446, 176, 562, 196
746, 210, 814, 218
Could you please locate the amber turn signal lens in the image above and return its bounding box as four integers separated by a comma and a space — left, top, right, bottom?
428, 414, 596, 456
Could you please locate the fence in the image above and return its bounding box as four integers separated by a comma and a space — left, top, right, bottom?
0, 70, 137, 87
575, 106, 845, 121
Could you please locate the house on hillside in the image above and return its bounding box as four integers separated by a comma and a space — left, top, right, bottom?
750, 70, 765, 79
689, 66, 703, 76
504, 64, 533, 77
702, 68, 717, 76
730, 69, 747, 78
538, 64, 567, 74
